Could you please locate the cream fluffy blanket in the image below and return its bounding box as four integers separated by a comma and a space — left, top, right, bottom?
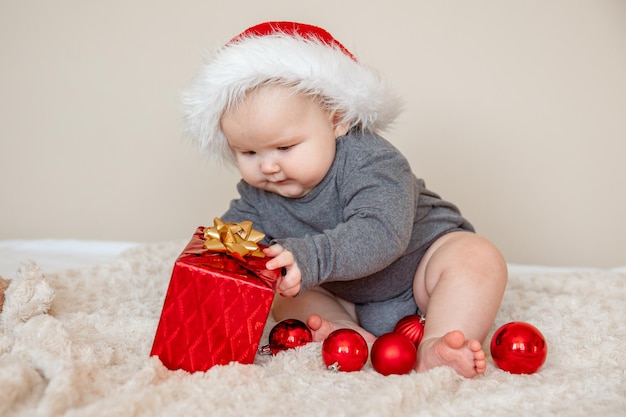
1, 242, 624, 417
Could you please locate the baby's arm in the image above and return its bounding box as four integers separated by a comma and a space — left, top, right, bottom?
264, 244, 301, 297
276, 149, 416, 293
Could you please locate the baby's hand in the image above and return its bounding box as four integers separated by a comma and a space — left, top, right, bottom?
264, 244, 301, 297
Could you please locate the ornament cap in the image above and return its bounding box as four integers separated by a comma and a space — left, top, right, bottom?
327, 362, 341, 372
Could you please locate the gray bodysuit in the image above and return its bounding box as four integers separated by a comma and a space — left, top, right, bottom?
221, 130, 473, 335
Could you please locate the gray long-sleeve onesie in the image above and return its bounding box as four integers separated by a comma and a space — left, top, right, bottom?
221, 131, 473, 309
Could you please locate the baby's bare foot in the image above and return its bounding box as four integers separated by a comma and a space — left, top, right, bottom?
306, 314, 376, 343
416, 330, 486, 378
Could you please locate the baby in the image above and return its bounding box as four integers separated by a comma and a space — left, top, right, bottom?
183, 21, 507, 377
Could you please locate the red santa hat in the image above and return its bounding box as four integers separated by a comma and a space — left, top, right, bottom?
182, 21, 402, 163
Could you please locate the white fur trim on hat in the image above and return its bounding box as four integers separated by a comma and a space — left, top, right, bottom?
182, 22, 402, 164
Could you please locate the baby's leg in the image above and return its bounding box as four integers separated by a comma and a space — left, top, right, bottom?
413, 231, 507, 377
272, 286, 376, 342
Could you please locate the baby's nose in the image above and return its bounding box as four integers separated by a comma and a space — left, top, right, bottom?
260, 158, 280, 174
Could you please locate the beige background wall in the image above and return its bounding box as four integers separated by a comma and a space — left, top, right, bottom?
1, 0, 624, 267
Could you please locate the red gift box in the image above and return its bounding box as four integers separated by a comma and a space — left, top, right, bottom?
151, 225, 280, 372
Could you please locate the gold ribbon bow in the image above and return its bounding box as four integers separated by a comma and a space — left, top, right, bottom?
203, 217, 266, 259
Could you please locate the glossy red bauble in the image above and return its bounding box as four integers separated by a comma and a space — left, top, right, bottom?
371, 332, 417, 375
393, 314, 425, 347
322, 329, 369, 372
268, 319, 313, 355
490, 321, 547, 374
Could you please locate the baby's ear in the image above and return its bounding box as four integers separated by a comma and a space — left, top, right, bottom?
331, 111, 351, 138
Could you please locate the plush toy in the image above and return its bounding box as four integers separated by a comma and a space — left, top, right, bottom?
0, 261, 55, 325
0, 276, 10, 313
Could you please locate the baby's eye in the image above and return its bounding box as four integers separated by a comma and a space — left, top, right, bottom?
277, 145, 293, 151
241, 150, 256, 156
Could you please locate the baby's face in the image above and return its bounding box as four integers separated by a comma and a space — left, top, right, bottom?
221, 85, 348, 198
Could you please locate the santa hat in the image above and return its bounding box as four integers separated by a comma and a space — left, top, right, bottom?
182, 21, 402, 164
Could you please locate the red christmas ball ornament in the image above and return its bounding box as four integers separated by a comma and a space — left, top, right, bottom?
490, 321, 547, 374
393, 314, 425, 347
322, 329, 369, 372
267, 319, 313, 355
371, 332, 417, 375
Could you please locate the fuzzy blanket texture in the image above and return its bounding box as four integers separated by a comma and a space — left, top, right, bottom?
0, 241, 624, 417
